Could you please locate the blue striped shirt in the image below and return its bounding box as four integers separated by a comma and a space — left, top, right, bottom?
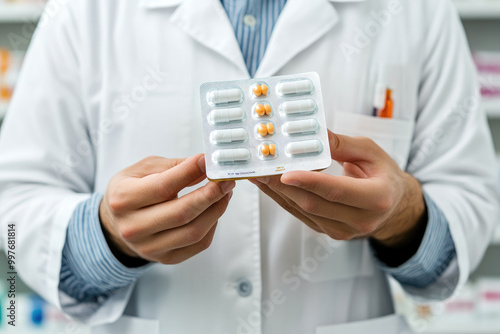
221, 0, 286, 76
59, 0, 457, 302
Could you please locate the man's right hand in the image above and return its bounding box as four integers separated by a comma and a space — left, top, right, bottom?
99, 154, 235, 265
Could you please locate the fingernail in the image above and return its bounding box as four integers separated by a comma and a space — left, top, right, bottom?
197, 155, 206, 173
221, 181, 236, 193
227, 190, 233, 200
256, 177, 270, 184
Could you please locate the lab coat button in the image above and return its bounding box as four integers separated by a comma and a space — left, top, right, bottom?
236, 279, 253, 297
243, 15, 257, 27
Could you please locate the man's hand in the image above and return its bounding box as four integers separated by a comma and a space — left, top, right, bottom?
99, 154, 235, 265
250, 130, 426, 249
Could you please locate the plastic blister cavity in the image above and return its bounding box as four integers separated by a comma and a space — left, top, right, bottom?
255, 122, 275, 138
207, 88, 244, 105
280, 99, 317, 116
212, 148, 251, 164
276, 79, 314, 96
253, 102, 272, 118
259, 142, 278, 160
208, 107, 245, 125
282, 119, 319, 136
210, 128, 248, 145
286, 139, 323, 156
199, 72, 331, 181
251, 82, 270, 98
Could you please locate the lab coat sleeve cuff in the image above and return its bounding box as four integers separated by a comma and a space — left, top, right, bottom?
59, 193, 150, 303
371, 191, 457, 289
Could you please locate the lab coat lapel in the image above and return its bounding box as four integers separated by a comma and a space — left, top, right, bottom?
169, 0, 249, 76
254, 0, 340, 78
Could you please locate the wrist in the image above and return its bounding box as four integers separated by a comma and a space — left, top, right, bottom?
99, 198, 148, 267
369, 173, 427, 267
372, 173, 426, 248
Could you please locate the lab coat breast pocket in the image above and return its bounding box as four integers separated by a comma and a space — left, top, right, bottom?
332, 111, 415, 170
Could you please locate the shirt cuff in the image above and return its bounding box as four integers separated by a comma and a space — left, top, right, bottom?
59, 193, 150, 302
372, 191, 457, 288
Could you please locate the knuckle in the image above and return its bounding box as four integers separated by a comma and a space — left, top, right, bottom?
141, 155, 162, 167
158, 179, 178, 199
172, 208, 190, 225
299, 198, 317, 213
163, 253, 189, 265
207, 183, 224, 199
375, 194, 393, 212
108, 189, 128, 213
159, 255, 177, 265
332, 230, 354, 241
325, 187, 343, 202
214, 198, 229, 217
282, 199, 299, 214
273, 180, 286, 192
199, 235, 213, 251
186, 163, 202, 180
137, 245, 154, 258
359, 136, 375, 147
119, 226, 137, 241
358, 221, 377, 235
186, 227, 205, 244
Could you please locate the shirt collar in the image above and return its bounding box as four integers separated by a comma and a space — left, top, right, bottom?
138, 0, 366, 9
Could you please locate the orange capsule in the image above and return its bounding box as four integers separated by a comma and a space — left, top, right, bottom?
257, 123, 268, 137
266, 122, 274, 135
261, 144, 270, 156
264, 104, 272, 116
255, 104, 266, 117
253, 84, 262, 97
269, 144, 276, 156
261, 84, 269, 96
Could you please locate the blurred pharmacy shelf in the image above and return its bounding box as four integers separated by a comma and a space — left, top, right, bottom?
493, 226, 500, 245
0, 102, 7, 120
0, 2, 43, 23
485, 100, 500, 118
424, 318, 500, 334
454, 0, 500, 19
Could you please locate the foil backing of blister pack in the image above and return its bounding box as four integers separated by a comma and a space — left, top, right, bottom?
199, 72, 332, 181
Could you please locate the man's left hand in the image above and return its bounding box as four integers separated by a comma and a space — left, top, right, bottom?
250, 130, 426, 249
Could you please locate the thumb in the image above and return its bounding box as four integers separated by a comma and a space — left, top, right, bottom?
328, 130, 382, 164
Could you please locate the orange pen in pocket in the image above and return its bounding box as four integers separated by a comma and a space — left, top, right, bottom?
379, 88, 393, 118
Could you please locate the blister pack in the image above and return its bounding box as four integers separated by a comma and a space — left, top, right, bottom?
199, 72, 331, 181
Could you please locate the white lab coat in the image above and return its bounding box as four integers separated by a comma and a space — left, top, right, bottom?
0, 0, 498, 333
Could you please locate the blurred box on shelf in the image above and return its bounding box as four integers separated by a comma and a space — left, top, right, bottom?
474, 52, 500, 117
477, 278, 500, 316
0, 48, 24, 119
0, 0, 45, 4
0, 280, 89, 333
390, 277, 500, 333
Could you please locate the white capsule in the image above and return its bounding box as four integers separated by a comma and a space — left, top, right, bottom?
210, 128, 248, 144
209, 107, 245, 124
283, 119, 319, 135
208, 88, 243, 105
280, 99, 317, 115
276, 79, 314, 96
213, 148, 251, 164
286, 140, 323, 155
